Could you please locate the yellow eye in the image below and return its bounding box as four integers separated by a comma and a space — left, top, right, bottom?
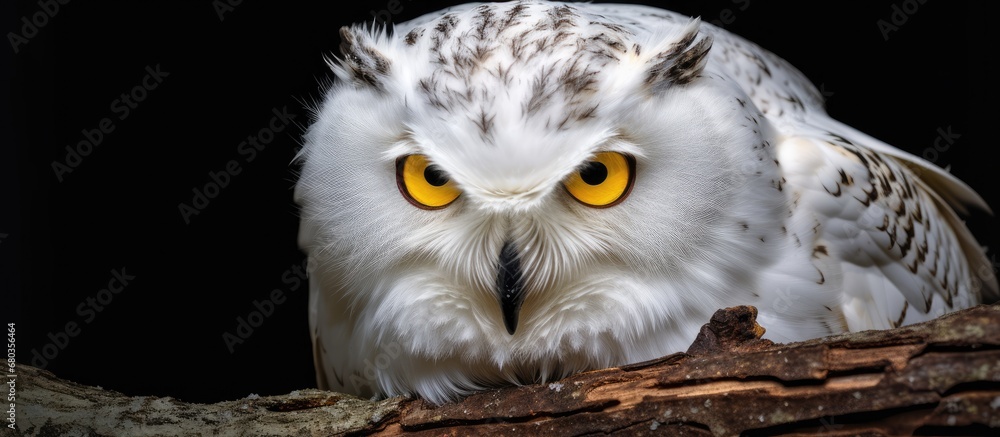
396, 155, 461, 209
563, 152, 635, 207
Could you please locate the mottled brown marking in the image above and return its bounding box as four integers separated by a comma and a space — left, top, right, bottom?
435, 13, 459, 40
405, 29, 422, 46
892, 301, 909, 328
500, 1, 528, 30
645, 25, 711, 86
473, 108, 495, 136
589, 33, 626, 54
839, 169, 853, 186
474, 5, 496, 40
825, 182, 842, 197
339, 27, 392, 89
928, 244, 940, 277
887, 223, 898, 251
877, 215, 890, 232
830, 132, 855, 147
547, 4, 577, 30
575, 104, 598, 121
812, 245, 828, 258
899, 217, 915, 257
663, 37, 713, 85
524, 69, 553, 115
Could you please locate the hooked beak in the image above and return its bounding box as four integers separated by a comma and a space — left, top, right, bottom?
496, 240, 526, 335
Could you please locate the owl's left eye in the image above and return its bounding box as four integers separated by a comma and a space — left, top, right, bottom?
396, 154, 461, 209
563, 152, 635, 207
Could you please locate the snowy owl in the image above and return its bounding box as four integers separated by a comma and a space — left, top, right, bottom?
294, 0, 997, 404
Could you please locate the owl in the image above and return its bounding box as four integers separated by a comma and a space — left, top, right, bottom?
294, 0, 998, 405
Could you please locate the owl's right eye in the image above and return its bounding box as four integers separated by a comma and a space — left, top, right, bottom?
563, 152, 635, 207
396, 155, 461, 209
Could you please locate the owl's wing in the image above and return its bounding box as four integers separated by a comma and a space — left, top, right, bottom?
811, 118, 992, 216
676, 6, 994, 215
626, 1, 1000, 319
776, 125, 997, 331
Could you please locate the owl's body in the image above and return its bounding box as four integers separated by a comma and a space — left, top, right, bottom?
295, 1, 997, 404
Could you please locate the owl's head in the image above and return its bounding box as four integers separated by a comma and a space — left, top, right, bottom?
297, 1, 785, 383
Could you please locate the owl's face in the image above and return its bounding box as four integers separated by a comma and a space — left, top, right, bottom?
297, 2, 787, 389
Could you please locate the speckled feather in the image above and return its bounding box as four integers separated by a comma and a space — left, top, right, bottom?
296, 0, 997, 405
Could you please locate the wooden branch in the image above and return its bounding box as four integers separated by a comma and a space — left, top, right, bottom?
15, 305, 1000, 436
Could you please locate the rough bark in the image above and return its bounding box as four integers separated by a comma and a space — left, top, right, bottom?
11, 305, 1000, 436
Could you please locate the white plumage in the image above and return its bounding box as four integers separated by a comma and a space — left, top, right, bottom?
294, 1, 998, 405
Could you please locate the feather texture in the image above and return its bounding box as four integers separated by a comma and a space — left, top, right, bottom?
295, 0, 996, 404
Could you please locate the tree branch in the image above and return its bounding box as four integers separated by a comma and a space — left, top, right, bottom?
15, 305, 1000, 436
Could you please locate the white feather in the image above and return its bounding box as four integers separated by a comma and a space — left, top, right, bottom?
295, 0, 996, 405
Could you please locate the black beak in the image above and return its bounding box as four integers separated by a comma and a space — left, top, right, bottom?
496, 241, 525, 335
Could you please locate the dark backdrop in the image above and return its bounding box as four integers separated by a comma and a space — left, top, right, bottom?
4, 1, 997, 404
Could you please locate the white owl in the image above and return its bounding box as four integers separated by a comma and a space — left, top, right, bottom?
294, 0, 998, 404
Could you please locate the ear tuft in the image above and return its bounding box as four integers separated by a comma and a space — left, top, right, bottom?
337, 26, 392, 89
645, 19, 713, 87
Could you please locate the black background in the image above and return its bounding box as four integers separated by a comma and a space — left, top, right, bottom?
4, 1, 998, 404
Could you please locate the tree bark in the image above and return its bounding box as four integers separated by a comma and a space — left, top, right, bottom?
12, 305, 1000, 436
